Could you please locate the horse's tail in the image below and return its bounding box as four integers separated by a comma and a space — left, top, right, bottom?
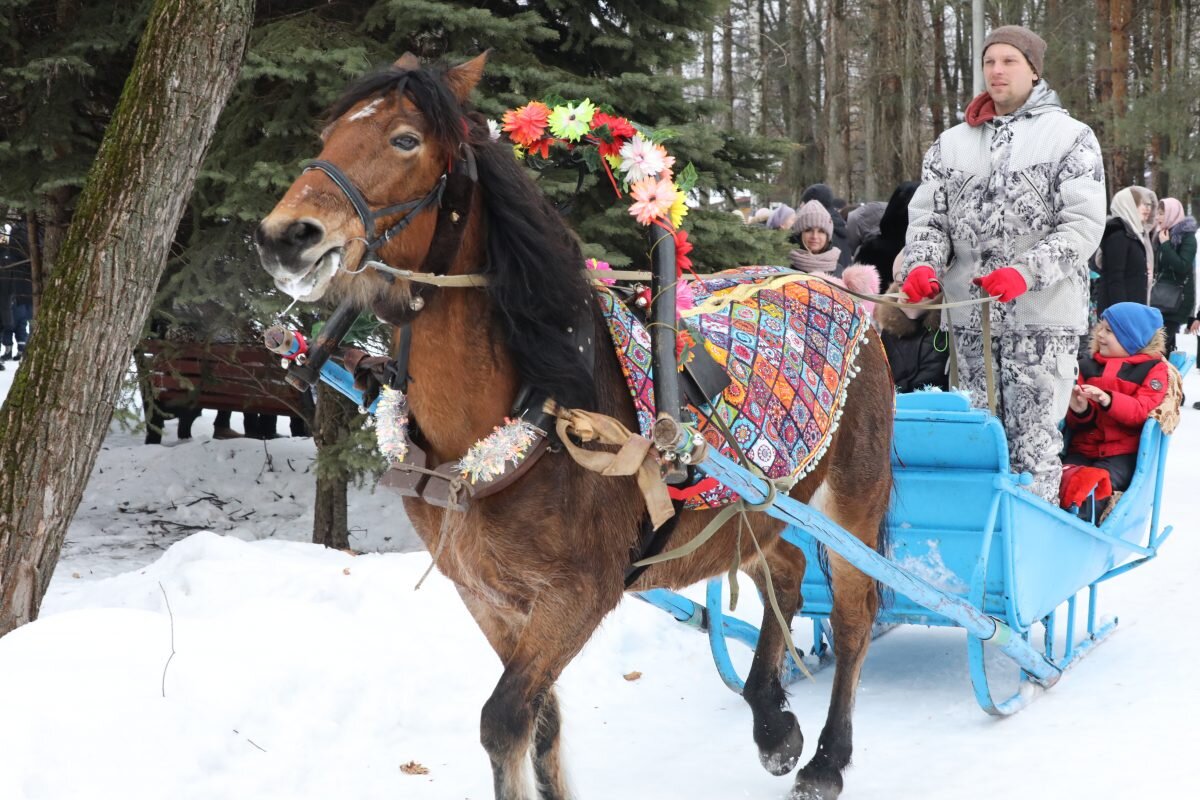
874, 512, 893, 613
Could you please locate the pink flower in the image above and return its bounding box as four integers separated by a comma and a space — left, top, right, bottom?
628, 177, 677, 225
586, 258, 616, 286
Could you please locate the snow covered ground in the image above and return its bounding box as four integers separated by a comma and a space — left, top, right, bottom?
1, 348, 1197, 800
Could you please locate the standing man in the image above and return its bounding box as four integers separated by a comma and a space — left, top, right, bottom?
899, 25, 1107, 502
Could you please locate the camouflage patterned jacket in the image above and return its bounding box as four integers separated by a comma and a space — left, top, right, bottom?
901, 82, 1106, 335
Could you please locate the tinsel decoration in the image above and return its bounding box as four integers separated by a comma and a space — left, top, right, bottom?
457, 418, 540, 484
374, 386, 410, 463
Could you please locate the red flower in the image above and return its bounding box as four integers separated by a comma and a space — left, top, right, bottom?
525, 136, 555, 159
590, 111, 636, 159
502, 102, 550, 147
674, 229, 694, 275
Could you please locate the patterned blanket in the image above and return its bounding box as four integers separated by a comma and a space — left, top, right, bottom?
595, 266, 872, 510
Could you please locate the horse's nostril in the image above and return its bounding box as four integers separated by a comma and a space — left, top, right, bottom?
284, 220, 324, 250
253, 222, 270, 249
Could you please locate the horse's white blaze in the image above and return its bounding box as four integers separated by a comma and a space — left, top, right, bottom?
348, 98, 383, 121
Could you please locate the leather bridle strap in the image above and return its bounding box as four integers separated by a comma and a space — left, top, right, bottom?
303, 159, 447, 259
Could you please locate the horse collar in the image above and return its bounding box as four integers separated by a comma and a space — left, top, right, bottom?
376, 308, 597, 510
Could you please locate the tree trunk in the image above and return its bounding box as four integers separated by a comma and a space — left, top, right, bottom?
1111, 0, 1133, 188
899, 0, 925, 181
311, 382, 357, 550
703, 23, 715, 103
757, 0, 768, 137
824, 0, 848, 198
931, 0, 947, 135
0, 0, 254, 639
722, 5, 735, 130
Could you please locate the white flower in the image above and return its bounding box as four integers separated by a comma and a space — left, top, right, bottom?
618, 134, 674, 184
487, 119, 501, 141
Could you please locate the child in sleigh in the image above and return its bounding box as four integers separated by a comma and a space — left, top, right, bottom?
1061, 302, 1169, 522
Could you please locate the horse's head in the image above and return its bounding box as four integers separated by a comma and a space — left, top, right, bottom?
255, 52, 487, 306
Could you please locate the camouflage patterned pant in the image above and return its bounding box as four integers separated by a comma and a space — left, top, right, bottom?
951, 329, 1080, 503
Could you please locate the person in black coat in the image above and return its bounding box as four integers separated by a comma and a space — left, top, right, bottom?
875, 277, 949, 393
1093, 186, 1155, 318
854, 181, 919, 287
798, 183, 852, 270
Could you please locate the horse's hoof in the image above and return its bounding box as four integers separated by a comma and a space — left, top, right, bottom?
789, 769, 842, 800
758, 716, 804, 776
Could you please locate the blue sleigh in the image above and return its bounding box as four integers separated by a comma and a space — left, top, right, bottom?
312, 327, 1188, 717
640, 351, 1190, 715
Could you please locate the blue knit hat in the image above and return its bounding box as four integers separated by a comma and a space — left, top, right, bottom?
1102, 302, 1162, 354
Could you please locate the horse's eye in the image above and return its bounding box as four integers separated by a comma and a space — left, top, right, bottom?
391, 134, 420, 151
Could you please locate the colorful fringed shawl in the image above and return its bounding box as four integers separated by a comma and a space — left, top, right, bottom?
596, 266, 872, 510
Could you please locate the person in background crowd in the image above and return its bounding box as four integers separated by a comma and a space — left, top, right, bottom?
748, 207, 772, 227
899, 24, 1106, 504
1153, 197, 1198, 357
856, 181, 920, 287
0, 220, 32, 361
845, 200, 886, 260
789, 200, 881, 311
1094, 186, 1157, 317
1062, 302, 1168, 521
877, 254, 949, 393
766, 204, 796, 231
800, 183, 852, 269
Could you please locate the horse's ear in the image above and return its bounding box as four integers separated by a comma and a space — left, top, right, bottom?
394, 52, 420, 71
444, 51, 489, 104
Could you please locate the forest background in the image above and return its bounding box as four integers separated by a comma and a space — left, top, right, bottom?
3, 0, 1198, 306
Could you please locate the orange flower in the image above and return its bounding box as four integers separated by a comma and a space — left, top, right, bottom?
502, 101, 550, 147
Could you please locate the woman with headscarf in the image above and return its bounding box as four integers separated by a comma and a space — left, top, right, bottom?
1093, 186, 1156, 318
1154, 198, 1199, 357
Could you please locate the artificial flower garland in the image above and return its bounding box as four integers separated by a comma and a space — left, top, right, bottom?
498, 98, 695, 278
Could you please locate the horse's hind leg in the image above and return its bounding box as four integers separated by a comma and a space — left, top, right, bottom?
741, 537, 808, 776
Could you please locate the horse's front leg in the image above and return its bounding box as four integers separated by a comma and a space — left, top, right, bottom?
480, 582, 618, 800
742, 537, 808, 775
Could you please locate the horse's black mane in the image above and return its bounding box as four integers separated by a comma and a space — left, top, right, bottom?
329, 65, 595, 409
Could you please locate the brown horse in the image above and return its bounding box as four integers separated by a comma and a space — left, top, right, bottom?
256, 52, 894, 800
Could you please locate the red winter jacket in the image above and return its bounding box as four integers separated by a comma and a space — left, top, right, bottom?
1066, 352, 1168, 458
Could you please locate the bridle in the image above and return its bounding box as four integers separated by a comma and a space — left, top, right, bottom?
301, 160, 447, 264
301, 73, 478, 274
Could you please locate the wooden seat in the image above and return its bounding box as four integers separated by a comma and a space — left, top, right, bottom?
138, 340, 312, 441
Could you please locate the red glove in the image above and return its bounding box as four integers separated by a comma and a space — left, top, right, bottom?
973, 267, 1028, 303
901, 265, 940, 302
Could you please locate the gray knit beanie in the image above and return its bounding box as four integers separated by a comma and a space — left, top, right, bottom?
983, 25, 1046, 77
793, 199, 833, 239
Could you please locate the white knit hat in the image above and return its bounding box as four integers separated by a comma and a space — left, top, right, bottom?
793, 199, 833, 238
